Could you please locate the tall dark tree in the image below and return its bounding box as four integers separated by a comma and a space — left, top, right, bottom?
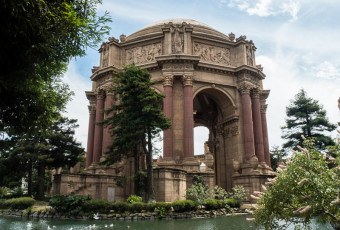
0, 117, 84, 199
103, 65, 171, 200
0, 0, 111, 135
282, 89, 336, 150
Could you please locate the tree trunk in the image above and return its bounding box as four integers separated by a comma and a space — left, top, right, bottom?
37, 160, 45, 200
27, 160, 32, 196
146, 129, 154, 201
134, 145, 140, 196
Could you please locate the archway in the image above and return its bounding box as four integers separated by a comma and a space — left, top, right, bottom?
193, 87, 236, 190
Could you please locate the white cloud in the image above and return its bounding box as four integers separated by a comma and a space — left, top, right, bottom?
224, 0, 301, 21
247, 0, 275, 17
281, 0, 301, 22
313, 61, 340, 80
62, 62, 91, 149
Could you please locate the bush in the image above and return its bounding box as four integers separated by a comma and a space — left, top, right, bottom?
224, 198, 241, 208
204, 199, 224, 210
126, 195, 142, 204
49, 195, 91, 216
112, 202, 130, 213
129, 202, 146, 213
0, 197, 35, 210
83, 199, 113, 214
172, 200, 197, 212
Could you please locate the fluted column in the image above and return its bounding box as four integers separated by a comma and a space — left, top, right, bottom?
86, 105, 96, 168
93, 91, 105, 163
261, 104, 271, 166
102, 92, 114, 155
183, 74, 194, 158
163, 75, 174, 159
251, 88, 265, 163
239, 85, 255, 161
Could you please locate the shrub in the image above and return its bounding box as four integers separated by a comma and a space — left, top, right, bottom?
112, 202, 130, 213
83, 199, 113, 213
129, 202, 146, 213
204, 199, 224, 210
229, 185, 248, 201
172, 200, 197, 212
2, 197, 35, 210
126, 195, 142, 204
0, 199, 5, 209
224, 198, 241, 208
49, 195, 91, 216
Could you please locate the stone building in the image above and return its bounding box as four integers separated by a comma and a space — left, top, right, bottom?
52, 19, 274, 202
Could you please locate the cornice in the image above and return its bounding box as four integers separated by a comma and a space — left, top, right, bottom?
90, 66, 119, 81
156, 54, 200, 67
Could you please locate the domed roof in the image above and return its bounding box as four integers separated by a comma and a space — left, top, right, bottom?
126, 18, 230, 41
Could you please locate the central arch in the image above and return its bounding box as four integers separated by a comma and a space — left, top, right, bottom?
193, 86, 237, 190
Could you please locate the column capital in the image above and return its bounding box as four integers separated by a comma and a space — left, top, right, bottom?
182, 74, 194, 86
163, 74, 174, 87
88, 105, 96, 115
260, 104, 268, 113
96, 90, 105, 100
251, 88, 261, 98
238, 82, 252, 95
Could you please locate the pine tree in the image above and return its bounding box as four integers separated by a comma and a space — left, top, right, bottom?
103, 65, 171, 200
282, 89, 336, 150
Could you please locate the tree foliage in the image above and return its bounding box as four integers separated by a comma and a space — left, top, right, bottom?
0, 0, 111, 134
0, 117, 84, 199
270, 145, 287, 171
254, 138, 340, 229
282, 89, 336, 151
103, 65, 171, 200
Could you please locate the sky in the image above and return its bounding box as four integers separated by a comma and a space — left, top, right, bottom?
63, 0, 340, 155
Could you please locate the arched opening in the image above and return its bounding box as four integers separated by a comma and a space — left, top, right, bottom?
194, 126, 209, 156
193, 87, 236, 190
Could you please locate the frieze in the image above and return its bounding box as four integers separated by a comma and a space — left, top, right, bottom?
162, 63, 194, 71
126, 43, 162, 65
193, 42, 231, 66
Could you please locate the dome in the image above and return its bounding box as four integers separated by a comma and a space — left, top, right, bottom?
126, 18, 230, 41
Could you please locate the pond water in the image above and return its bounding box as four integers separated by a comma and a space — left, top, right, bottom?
0, 215, 334, 230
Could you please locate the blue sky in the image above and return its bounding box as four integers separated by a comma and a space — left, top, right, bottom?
63, 0, 340, 154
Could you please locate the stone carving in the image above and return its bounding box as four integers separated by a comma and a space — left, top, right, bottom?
120, 34, 126, 43
193, 42, 231, 66
126, 43, 162, 64
162, 63, 193, 71
260, 104, 268, 113
251, 88, 260, 98
101, 43, 109, 67
88, 105, 96, 115
163, 74, 174, 86
230, 125, 239, 136
170, 24, 184, 53
246, 45, 253, 66
238, 82, 253, 95
182, 74, 194, 86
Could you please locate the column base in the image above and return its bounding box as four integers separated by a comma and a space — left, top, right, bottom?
182, 157, 200, 172
157, 158, 177, 168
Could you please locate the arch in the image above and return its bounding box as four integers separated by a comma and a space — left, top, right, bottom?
193, 85, 236, 108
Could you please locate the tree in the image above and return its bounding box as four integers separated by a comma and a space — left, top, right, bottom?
0, 117, 84, 199
103, 65, 171, 200
270, 146, 287, 171
253, 138, 340, 229
0, 0, 111, 135
282, 89, 336, 150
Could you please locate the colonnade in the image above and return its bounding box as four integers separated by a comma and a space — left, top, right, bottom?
240, 86, 270, 166
86, 90, 114, 168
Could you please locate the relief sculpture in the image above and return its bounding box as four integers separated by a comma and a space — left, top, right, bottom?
126, 43, 162, 64
101, 43, 109, 67
246, 45, 253, 66
193, 42, 231, 66
170, 24, 184, 53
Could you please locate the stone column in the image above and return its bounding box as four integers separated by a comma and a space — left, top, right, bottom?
239, 85, 255, 161
93, 91, 105, 163
86, 105, 96, 168
251, 89, 265, 163
102, 92, 114, 156
183, 74, 194, 158
163, 75, 174, 159
261, 104, 271, 166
